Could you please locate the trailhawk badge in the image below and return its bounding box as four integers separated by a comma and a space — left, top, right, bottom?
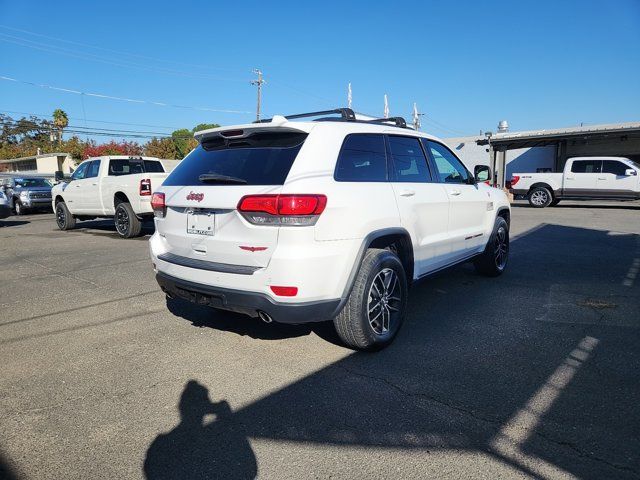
186, 191, 204, 202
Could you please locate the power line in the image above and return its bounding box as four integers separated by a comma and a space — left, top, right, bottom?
0, 33, 247, 83
0, 24, 242, 73
0, 74, 253, 114
0, 109, 182, 130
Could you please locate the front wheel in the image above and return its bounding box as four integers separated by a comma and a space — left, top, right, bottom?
14, 200, 26, 216
333, 248, 408, 351
474, 216, 509, 277
528, 186, 553, 208
114, 202, 142, 238
55, 201, 76, 230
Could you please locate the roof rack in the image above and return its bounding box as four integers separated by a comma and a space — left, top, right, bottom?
256, 108, 356, 123
255, 107, 409, 129
366, 117, 408, 128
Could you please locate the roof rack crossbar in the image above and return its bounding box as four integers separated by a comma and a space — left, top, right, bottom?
365, 117, 408, 128
256, 108, 356, 123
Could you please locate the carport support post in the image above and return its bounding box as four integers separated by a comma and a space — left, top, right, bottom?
489, 144, 496, 186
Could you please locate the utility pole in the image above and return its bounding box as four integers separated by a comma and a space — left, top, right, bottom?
251, 69, 265, 121
347, 83, 352, 109
383, 94, 389, 119
412, 102, 423, 131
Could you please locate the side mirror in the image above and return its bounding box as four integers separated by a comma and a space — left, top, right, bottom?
625, 169, 637, 176
474, 165, 491, 183
54, 170, 64, 182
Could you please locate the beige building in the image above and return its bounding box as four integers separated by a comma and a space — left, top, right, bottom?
0, 152, 77, 174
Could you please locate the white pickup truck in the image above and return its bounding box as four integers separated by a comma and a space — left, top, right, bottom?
52, 156, 172, 237
510, 156, 640, 208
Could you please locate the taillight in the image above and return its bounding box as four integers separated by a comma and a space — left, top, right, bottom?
237, 194, 327, 226
510, 175, 520, 187
151, 192, 166, 218
140, 178, 151, 196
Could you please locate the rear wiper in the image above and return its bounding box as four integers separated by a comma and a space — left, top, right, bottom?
198, 173, 247, 184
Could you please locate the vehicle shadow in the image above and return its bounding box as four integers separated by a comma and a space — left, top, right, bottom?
74, 219, 155, 239
166, 296, 342, 345
511, 202, 640, 210
148, 223, 640, 479
0, 220, 29, 227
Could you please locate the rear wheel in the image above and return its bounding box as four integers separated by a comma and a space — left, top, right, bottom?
528, 186, 553, 208
55, 201, 76, 230
334, 248, 408, 351
474, 216, 509, 277
114, 202, 142, 238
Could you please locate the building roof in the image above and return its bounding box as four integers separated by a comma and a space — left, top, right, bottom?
476, 122, 640, 148
0, 152, 70, 164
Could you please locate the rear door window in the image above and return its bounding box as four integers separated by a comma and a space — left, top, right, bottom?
388, 136, 432, 182
571, 160, 602, 173
334, 134, 387, 182
602, 160, 628, 176
163, 131, 307, 186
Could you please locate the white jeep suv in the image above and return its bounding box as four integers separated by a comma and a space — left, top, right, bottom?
149, 108, 511, 350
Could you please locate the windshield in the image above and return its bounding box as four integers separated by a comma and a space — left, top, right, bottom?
14, 178, 52, 188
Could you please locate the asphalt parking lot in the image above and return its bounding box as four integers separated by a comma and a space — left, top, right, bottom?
1, 201, 639, 480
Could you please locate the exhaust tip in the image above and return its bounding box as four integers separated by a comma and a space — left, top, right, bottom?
257, 310, 273, 324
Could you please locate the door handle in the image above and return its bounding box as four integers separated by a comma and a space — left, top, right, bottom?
449, 190, 461, 196
92, 183, 98, 186
399, 190, 415, 197
597, 178, 606, 180
75, 184, 81, 187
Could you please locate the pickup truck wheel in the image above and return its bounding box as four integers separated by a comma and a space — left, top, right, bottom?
115, 202, 142, 238
528, 187, 553, 208
474, 217, 509, 277
334, 248, 408, 351
55, 202, 76, 230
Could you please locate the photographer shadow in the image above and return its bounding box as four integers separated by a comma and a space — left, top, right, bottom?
144, 380, 257, 480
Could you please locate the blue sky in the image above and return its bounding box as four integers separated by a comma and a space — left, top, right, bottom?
1, 0, 639, 140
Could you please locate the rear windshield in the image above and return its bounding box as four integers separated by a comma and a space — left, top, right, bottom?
162, 131, 307, 186
108, 159, 165, 176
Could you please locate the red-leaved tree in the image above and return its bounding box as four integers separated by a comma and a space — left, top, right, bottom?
82, 140, 144, 159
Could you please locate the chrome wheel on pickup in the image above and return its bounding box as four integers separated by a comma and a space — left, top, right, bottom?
528, 186, 553, 208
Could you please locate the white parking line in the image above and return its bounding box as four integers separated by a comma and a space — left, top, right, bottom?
490, 336, 599, 479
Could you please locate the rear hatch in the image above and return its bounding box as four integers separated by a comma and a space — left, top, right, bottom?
157, 127, 308, 269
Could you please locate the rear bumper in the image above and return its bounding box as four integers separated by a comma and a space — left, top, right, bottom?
156, 271, 341, 324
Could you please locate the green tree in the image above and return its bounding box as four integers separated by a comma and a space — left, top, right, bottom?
52, 109, 69, 144
192, 123, 220, 133
171, 129, 192, 159
144, 137, 178, 159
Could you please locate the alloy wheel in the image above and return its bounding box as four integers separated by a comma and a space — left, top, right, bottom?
367, 268, 402, 335
531, 190, 548, 206
494, 226, 508, 270
56, 204, 65, 228
115, 206, 129, 235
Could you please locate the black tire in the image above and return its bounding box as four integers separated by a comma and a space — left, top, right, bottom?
114, 202, 142, 238
549, 199, 561, 207
55, 201, 76, 230
333, 248, 408, 351
474, 216, 509, 277
14, 199, 26, 216
528, 186, 553, 208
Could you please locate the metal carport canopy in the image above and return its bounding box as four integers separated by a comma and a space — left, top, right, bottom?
474, 122, 640, 187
